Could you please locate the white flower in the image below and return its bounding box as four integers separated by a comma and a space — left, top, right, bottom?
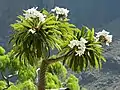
96, 29, 110, 38
105, 35, 112, 46
23, 7, 46, 22
94, 36, 99, 42
76, 45, 86, 56
96, 29, 112, 46
29, 29, 35, 34
80, 37, 88, 43
75, 50, 84, 56
51, 6, 69, 17
68, 37, 87, 56
68, 40, 78, 48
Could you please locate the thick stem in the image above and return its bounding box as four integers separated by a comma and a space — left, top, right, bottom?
38, 60, 48, 90
38, 50, 71, 90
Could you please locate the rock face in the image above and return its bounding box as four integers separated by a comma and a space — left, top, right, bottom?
0, 0, 120, 90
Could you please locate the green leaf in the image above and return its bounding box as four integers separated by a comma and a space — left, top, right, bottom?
100, 55, 106, 62
94, 55, 99, 69
0, 46, 5, 55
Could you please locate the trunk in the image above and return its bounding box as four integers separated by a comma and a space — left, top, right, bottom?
38, 51, 71, 90
38, 60, 48, 90
37, 57, 64, 90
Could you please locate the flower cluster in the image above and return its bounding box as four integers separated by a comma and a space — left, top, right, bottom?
96, 30, 112, 46
68, 38, 88, 56
51, 6, 69, 18
23, 7, 46, 22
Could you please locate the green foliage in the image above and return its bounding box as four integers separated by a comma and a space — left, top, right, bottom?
62, 26, 106, 72
46, 62, 68, 89
47, 62, 67, 81
66, 74, 80, 90
0, 81, 7, 90
1, 80, 37, 90
46, 62, 81, 89
7, 51, 36, 82
7, 85, 20, 90
0, 6, 110, 90
18, 66, 36, 82
0, 46, 5, 55
0, 47, 10, 71
0, 46, 37, 90
0, 46, 86, 90
8, 56, 22, 72
46, 72, 61, 89
10, 9, 75, 66
16, 80, 37, 90
0, 55, 9, 71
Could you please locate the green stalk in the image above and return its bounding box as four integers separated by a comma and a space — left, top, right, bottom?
47, 50, 72, 64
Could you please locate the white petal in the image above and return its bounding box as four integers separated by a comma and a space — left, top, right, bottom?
102, 29, 110, 34
95, 29, 112, 46
80, 37, 88, 43
23, 7, 46, 22
51, 6, 69, 17
29, 29, 35, 34
106, 42, 109, 46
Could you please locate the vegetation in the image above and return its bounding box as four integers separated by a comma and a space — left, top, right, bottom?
0, 6, 112, 90
0, 48, 80, 90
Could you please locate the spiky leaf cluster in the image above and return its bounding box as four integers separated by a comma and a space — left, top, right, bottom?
10, 8, 76, 66
61, 26, 106, 72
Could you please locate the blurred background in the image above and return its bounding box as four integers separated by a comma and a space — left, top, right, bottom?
0, 0, 120, 90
